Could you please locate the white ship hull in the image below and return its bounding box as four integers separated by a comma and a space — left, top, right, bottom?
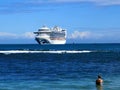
51, 40, 66, 44
35, 37, 66, 44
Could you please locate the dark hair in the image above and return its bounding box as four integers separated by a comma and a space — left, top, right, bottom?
98, 75, 102, 78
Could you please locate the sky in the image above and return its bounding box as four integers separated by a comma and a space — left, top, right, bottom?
0, 0, 120, 44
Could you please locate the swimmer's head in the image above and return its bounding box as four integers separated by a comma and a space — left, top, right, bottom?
98, 75, 102, 78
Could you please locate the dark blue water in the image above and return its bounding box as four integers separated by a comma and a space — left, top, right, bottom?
0, 44, 120, 90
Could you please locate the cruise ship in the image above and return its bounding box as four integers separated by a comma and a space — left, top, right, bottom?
34, 26, 67, 44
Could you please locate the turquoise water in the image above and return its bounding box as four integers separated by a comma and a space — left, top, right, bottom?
0, 76, 119, 90
0, 44, 120, 90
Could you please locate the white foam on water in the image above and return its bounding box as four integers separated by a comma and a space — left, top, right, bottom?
0, 50, 92, 54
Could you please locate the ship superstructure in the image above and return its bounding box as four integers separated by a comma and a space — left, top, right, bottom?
34, 26, 67, 44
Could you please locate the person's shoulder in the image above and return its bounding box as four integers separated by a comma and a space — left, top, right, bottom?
100, 79, 103, 82
96, 79, 103, 85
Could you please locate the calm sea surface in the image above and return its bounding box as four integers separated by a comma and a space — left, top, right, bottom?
0, 44, 120, 90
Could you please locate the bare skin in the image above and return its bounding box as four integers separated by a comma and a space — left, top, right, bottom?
96, 75, 103, 90
96, 75, 103, 86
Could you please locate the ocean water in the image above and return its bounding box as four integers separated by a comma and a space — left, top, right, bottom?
0, 44, 120, 90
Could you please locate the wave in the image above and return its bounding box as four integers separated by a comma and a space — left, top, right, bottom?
0, 50, 92, 54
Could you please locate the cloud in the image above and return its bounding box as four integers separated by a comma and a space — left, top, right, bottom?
0, 0, 120, 14
0, 32, 35, 39
27, 0, 120, 5
1, 30, 120, 43
68, 28, 120, 43
68, 30, 108, 40
0, 1, 54, 14
22, 32, 35, 39
0, 32, 17, 38
84, 0, 120, 5
69, 31, 91, 39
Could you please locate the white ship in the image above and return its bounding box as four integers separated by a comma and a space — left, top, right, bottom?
34, 26, 67, 44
